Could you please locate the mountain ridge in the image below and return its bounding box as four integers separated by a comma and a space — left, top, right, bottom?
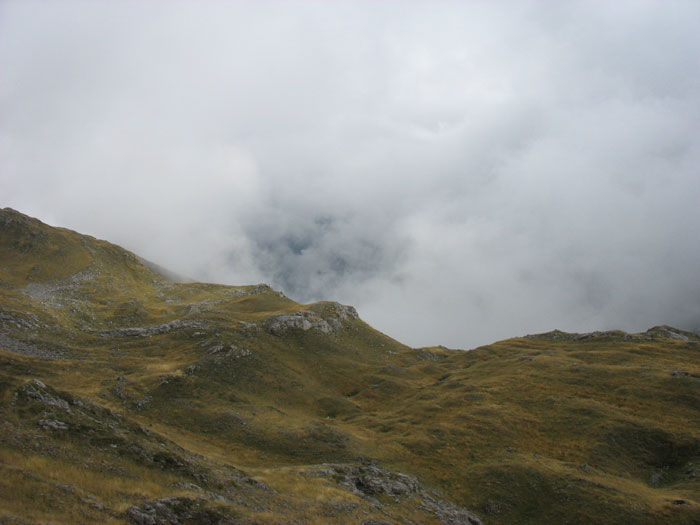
1, 208, 699, 524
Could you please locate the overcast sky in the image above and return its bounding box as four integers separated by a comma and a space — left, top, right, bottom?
2, 1, 700, 348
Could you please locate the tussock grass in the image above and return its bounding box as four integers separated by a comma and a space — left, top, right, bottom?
2, 208, 700, 523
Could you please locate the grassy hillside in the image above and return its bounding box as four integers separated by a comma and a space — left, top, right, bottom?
1, 207, 699, 524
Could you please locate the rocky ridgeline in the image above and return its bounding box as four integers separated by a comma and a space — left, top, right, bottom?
525, 325, 699, 343
265, 303, 359, 336
646, 325, 699, 341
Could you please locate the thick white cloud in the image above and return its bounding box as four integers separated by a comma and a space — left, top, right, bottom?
2, 1, 700, 348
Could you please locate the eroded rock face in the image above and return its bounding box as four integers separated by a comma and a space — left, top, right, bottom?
265, 303, 358, 337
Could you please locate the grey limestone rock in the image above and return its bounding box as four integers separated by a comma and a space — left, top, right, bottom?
126, 497, 238, 525
525, 325, 700, 343
647, 325, 696, 341
266, 312, 330, 336
420, 493, 483, 525
318, 463, 420, 497
314, 463, 482, 525
99, 319, 207, 338
328, 303, 359, 321
265, 303, 358, 337
0, 333, 64, 359
19, 379, 72, 413
0, 311, 42, 330
416, 349, 446, 361
170, 482, 204, 493
38, 418, 69, 430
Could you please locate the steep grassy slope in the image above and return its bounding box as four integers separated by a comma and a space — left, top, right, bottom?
1, 207, 699, 524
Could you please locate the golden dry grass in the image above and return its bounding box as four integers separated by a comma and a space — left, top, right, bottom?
1, 208, 700, 524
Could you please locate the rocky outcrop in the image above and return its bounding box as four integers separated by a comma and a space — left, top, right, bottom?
315, 462, 420, 498
38, 418, 69, 430
326, 303, 360, 321
182, 300, 222, 315
525, 325, 700, 343
206, 344, 252, 360
0, 333, 64, 359
0, 310, 44, 330
17, 379, 73, 413
99, 319, 207, 338
266, 312, 332, 336
16, 379, 129, 430
420, 493, 484, 525
265, 303, 358, 336
313, 462, 482, 525
646, 325, 698, 341
416, 348, 447, 361
14, 379, 262, 495
126, 497, 239, 524
21, 267, 100, 309
525, 329, 640, 342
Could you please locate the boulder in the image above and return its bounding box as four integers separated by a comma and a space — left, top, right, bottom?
265, 303, 358, 336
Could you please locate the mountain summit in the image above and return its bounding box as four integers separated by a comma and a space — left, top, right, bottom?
0, 208, 698, 524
